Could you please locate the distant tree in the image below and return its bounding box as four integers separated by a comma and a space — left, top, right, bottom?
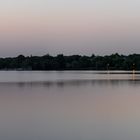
16, 55, 25, 68
0, 53, 140, 70
56, 54, 66, 70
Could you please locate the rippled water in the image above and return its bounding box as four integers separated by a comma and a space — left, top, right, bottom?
0, 71, 140, 140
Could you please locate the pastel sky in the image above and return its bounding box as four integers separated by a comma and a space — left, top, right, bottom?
0, 0, 140, 56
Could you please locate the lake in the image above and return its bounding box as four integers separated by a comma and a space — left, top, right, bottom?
0, 71, 140, 140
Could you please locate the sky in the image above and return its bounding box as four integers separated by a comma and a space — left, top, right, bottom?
0, 0, 140, 56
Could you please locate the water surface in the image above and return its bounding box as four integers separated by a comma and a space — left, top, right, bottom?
0, 71, 140, 140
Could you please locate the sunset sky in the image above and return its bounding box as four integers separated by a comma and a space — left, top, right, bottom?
0, 0, 140, 56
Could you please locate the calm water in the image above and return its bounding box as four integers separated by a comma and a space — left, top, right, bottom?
0, 71, 140, 140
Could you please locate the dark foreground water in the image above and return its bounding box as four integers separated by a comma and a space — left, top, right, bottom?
0, 71, 140, 140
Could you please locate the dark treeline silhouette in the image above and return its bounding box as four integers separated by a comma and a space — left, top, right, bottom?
0, 53, 139, 70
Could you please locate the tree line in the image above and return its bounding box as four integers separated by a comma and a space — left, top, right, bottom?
0, 53, 139, 70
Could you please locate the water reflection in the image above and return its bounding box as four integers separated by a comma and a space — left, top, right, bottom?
0, 78, 140, 88
0, 71, 140, 140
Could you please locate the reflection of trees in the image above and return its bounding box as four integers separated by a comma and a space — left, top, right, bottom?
1, 79, 140, 89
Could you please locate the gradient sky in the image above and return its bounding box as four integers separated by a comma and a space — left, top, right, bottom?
0, 0, 140, 56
